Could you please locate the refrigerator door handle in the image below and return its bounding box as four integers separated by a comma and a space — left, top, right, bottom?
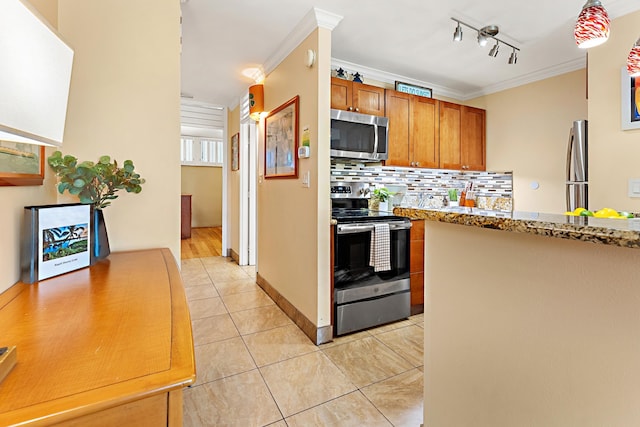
566, 126, 575, 182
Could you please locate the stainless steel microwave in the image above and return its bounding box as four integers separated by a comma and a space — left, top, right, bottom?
330, 109, 389, 161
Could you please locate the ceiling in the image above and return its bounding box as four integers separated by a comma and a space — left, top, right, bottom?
180, 0, 640, 108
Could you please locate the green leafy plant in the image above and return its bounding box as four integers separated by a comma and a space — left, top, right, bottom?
372, 187, 392, 202
48, 151, 145, 209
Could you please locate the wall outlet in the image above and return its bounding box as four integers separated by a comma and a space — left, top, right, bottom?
628, 179, 640, 198
302, 171, 310, 188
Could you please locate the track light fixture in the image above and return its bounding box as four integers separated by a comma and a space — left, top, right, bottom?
451, 18, 520, 65
488, 42, 499, 57
453, 23, 463, 42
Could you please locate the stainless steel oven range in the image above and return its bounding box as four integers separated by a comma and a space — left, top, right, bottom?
331, 182, 411, 336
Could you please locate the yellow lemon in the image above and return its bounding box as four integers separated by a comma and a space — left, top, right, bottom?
574, 207, 587, 214
564, 211, 577, 216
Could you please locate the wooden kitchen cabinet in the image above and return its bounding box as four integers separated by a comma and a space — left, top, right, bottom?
330, 77, 385, 116
439, 101, 486, 171
410, 219, 425, 314
385, 90, 439, 168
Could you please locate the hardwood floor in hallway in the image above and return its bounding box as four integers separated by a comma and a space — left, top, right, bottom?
181, 227, 223, 259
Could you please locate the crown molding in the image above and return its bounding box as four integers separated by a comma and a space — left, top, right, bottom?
263, 8, 343, 76
330, 58, 466, 100
464, 56, 586, 100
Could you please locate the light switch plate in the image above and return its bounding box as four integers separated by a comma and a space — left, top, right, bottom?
302, 171, 310, 188
628, 179, 640, 198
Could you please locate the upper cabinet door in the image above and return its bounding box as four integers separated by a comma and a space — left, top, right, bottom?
352, 82, 385, 116
330, 78, 351, 111
439, 101, 462, 170
385, 90, 412, 166
411, 96, 439, 169
461, 106, 486, 171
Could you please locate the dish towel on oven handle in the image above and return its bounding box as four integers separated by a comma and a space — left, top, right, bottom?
369, 223, 391, 272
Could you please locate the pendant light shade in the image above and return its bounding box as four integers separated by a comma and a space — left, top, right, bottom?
249, 84, 264, 121
574, 0, 610, 49
627, 38, 640, 77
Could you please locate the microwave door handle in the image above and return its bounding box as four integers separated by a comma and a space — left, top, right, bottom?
372, 123, 379, 158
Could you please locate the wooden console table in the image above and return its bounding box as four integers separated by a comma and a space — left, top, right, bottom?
0, 248, 195, 426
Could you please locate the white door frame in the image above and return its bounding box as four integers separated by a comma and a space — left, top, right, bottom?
238, 120, 257, 265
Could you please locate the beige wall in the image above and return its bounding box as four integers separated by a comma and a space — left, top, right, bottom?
470, 70, 587, 213
181, 166, 222, 227
57, 1, 181, 255
227, 105, 240, 256
0, 1, 59, 294
588, 10, 640, 211
425, 220, 640, 426
257, 28, 332, 328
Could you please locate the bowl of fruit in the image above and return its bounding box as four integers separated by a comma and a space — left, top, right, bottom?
564, 207, 635, 219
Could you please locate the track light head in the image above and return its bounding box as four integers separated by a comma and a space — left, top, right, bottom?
508, 49, 518, 64
488, 42, 499, 57
477, 25, 499, 47
453, 23, 463, 42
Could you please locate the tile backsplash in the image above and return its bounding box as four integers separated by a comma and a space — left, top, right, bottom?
330, 161, 513, 211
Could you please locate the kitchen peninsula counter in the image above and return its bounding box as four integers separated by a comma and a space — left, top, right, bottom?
394, 206, 640, 249
0, 248, 195, 426
398, 206, 640, 426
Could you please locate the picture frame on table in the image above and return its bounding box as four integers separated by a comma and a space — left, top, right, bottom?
621, 67, 640, 131
21, 203, 92, 283
231, 132, 240, 171
264, 95, 299, 179
0, 142, 45, 186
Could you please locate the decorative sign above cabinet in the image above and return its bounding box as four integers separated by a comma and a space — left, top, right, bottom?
395, 81, 433, 99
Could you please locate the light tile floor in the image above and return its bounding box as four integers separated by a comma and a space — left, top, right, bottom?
181, 256, 424, 427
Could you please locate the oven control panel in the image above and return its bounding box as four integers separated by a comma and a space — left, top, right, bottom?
330, 182, 371, 199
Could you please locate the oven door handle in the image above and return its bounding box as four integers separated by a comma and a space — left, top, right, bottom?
336, 221, 411, 235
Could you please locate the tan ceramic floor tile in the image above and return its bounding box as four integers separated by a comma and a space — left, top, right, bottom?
192, 313, 239, 346
361, 369, 424, 427
241, 265, 257, 277
180, 270, 213, 287
260, 352, 356, 418
188, 296, 228, 320
285, 391, 392, 427
183, 370, 282, 427
409, 313, 424, 325
243, 324, 318, 367
368, 319, 413, 335
265, 421, 287, 427
184, 284, 218, 301
181, 258, 204, 269
319, 330, 372, 349
198, 256, 233, 266
221, 288, 275, 313
205, 264, 252, 281
375, 325, 424, 367
193, 337, 256, 386
213, 278, 260, 296
323, 336, 414, 388
230, 305, 292, 335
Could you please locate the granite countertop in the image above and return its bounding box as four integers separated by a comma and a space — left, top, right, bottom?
394, 206, 640, 249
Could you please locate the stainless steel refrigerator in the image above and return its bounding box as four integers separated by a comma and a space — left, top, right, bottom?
566, 120, 588, 211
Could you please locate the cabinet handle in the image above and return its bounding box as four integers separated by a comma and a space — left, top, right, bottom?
347, 106, 353, 111
354, 107, 359, 112
416, 162, 420, 167
410, 162, 415, 167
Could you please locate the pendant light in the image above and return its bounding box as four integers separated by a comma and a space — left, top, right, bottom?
627, 37, 640, 77
574, 0, 610, 49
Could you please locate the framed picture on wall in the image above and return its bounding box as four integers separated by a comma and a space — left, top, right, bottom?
621, 67, 640, 131
0, 142, 45, 186
231, 132, 239, 171
264, 95, 299, 179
